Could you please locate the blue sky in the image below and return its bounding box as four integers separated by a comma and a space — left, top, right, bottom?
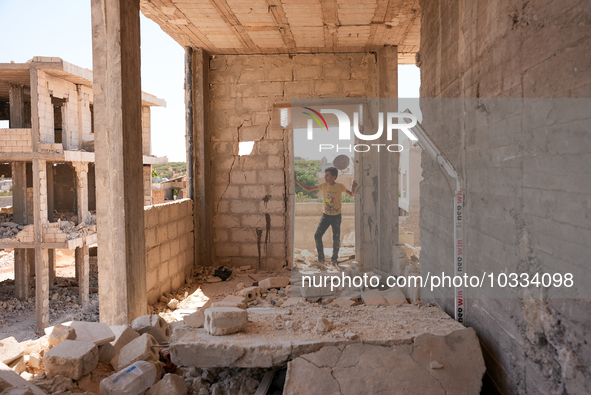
0, 0, 419, 161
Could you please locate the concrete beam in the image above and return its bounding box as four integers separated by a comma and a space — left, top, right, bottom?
91, 0, 147, 324
189, 48, 212, 267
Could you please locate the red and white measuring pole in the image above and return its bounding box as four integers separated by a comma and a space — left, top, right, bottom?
454, 185, 464, 323
403, 109, 465, 324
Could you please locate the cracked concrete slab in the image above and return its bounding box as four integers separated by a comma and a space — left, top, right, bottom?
283, 328, 485, 395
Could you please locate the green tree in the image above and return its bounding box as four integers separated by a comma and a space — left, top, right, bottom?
294, 160, 321, 199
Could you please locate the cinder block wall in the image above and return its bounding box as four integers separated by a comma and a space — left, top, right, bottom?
0, 129, 32, 153
419, 0, 591, 393
208, 53, 378, 269
144, 199, 194, 304
36, 70, 93, 148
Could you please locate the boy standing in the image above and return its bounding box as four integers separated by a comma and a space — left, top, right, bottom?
295, 167, 357, 265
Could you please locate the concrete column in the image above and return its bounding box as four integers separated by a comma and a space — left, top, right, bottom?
92, 0, 147, 324
75, 245, 90, 309
11, 163, 27, 225
189, 48, 213, 268
33, 160, 49, 330
9, 84, 25, 128
73, 162, 89, 224
31, 65, 51, 330
49, 249, 56, 289
356, 46, 399, 274
143, 165, 152, 206
47, 162, 54, 222
35, 248, 49, 329
14, 250, 29, 300
12, 162, 30, 300
26, 249, 35, 278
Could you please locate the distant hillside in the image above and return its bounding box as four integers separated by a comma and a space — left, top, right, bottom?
153, 162, 187, 180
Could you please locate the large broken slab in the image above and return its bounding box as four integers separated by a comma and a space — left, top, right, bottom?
45, 321, 114, 346
283, 328, 486, 395
0, 362, 47, 395
43, 340, 98, 380
98, 325, 140, 363
169, 304, 467, 368
111, 333, 159, 371
0, 337, 24, 365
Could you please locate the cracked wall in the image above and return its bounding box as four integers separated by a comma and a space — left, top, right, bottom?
208, 53, 378, 269
419, 0, 591, 393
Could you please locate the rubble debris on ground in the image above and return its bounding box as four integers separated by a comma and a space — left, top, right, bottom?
0, 262, 485, 394
0, 211, 97, 242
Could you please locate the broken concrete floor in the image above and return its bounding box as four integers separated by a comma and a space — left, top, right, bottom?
283, 329, 485, 395
0, 264, 487, 394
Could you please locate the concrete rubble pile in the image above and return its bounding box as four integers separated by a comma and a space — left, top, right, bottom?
0, 317, 175, 394
0, 217, 24, 240
0, 311, 286, 395
54, 216, 97, 241
163, 269, 486, 394
0, 209, 97, 242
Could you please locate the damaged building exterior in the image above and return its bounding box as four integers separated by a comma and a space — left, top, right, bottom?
0, 0, 588, 393
0, 57, 167, 329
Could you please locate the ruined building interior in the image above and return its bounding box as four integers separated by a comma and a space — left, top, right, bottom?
0, 0, 589, 394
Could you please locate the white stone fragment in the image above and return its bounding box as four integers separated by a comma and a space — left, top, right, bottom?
258, 277, 291, 291
183, 310, 205, 328
47, 324, 77, 348
146, 373, 188, 395
111, 333, 159, 371
0, 337, 24, 365
204, 307, 248, 336
43, 340, 98, 380
131, 314, 172, 344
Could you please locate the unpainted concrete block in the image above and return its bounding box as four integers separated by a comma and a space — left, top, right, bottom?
183, 310, 205, 328
8, 356, 26, 374
212, 295, 247, 309
131, 314, 172, 344
236, 287, 261, 301
47, 324, 76, 348
98, 325, 140, 363
258, 277, 290, 291
204, 307, 248, 336
0, 362, 46, 395
43, 340, 98, 380
0, 337, 24, 365
146, 373, 187, 395
46, 321, 114, 346
111, 333, 159, 372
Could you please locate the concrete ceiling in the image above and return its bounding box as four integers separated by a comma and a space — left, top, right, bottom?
140, 0, 420, 63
